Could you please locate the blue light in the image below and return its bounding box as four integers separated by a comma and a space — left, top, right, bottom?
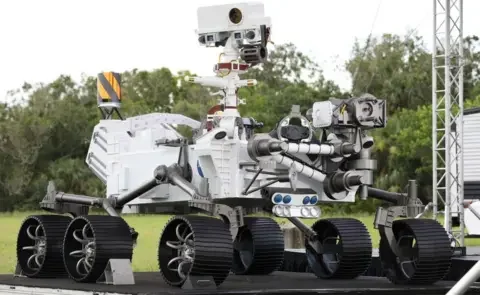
273, 194, 283, 203
303, 196, 311, 205
310, 195, 318, 205
283, 195, 292, 204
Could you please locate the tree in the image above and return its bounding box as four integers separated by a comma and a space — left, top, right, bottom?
346, 32, 432, 113
240, 43, 343, 131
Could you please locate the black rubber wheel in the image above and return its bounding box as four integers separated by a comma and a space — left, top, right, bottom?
379, 218, 452, 285
158, 215, 233, 287
305, 218, 372, 279
232, 217, 284, 275
16, 215, 71, 278
62, 215, 133, 283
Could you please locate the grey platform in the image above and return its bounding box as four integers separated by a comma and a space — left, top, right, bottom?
286, 245, 480, 256
3, 246, 480, 295
1, 272, 480, 295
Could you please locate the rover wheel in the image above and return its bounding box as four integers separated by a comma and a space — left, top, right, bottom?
16, 215, 71, 278
231, 217, 284, 275
379, 218, 452, 285
306, 218, 372, 279
63, 215, 133, 283
158, 215, 233, 287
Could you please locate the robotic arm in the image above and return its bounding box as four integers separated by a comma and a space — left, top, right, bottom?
246, 94, 386, 203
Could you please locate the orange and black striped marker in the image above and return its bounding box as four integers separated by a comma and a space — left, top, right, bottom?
97, 72, 121, 104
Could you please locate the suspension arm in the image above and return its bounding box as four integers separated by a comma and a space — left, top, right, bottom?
287, 217, 330, 255
156, 163, 245, 239
373, 180, 424, 257
367, 187, 406, 205
54, 192, 119, 217
114, 166, 167, 207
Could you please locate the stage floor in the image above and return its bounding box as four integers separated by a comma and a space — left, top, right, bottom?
1, 272, 480, 295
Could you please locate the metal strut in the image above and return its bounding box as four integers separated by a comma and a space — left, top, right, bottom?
41, 163, 246, 240
447, 260, 480, 295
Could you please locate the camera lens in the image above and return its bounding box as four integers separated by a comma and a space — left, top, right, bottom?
229, 8, 243, 24
246, 30, 255, 39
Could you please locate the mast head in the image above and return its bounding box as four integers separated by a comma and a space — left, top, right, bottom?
195, 2, 271, 67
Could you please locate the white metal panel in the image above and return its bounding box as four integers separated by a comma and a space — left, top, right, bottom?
463, 112, 480, 182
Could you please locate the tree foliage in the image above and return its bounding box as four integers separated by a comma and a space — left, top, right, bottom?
1, 34, 480, 213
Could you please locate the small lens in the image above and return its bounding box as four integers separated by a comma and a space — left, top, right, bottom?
229, 8, 243, 24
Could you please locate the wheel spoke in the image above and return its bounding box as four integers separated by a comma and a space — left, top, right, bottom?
82, 224, 90, 240
34, 254, 44, 268
175, 223, 188, 243
166, 241, 184, 250
399, 260, 417, 279
177, 260, 192, 279
84, 256, 93, 268
184, 233, 194, 248
27, 255, 38, 270
73, 230, 86, 243
166, 222, 195, 280
26, 225, 37, 240
21, 222, 47, 271
22, 246, 36, 251
239, 250, 253, 268
69, 223, 96, 278
69, 250, 84, 257
34, 225, 42, 237
76, 257, 87, 275
167, 256, 185, 269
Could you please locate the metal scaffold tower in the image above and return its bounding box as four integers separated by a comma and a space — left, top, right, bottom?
432, 0, 465, 246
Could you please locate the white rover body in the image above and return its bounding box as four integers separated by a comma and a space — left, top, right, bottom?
86, 110, 345, 217
17, 2, 454, 290
85, 2, 360, 218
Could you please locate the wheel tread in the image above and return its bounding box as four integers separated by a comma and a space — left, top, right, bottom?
380, 218, 452, 285
158, 215, 233, 288
231, 217, 285, 275
62, 215, 133, 283
16, 215, 71, 278
307, 218, 372, 279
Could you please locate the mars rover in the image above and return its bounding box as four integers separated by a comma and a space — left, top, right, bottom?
15, 2, 453, 290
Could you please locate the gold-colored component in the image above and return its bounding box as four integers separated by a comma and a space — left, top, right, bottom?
97, 72, 121, 103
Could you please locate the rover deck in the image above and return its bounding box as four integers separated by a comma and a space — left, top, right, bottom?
1, 271, 480, 295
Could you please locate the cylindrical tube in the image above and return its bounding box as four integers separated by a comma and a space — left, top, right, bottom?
367, 187, 403, 204
272, 154, 326, 182
287, 217, 316, 238
330, 173, 364, 193
359, 185, 369, 200
167, 167, 198, 197
55, 193, 97, 206
281, 142, 335, 155
446, 260, 480, 295
115, 178, 158, 207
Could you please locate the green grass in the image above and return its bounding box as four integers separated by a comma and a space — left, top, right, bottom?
1, 211, 479, 274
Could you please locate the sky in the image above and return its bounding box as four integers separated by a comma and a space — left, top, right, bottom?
0, 0, 478, 103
